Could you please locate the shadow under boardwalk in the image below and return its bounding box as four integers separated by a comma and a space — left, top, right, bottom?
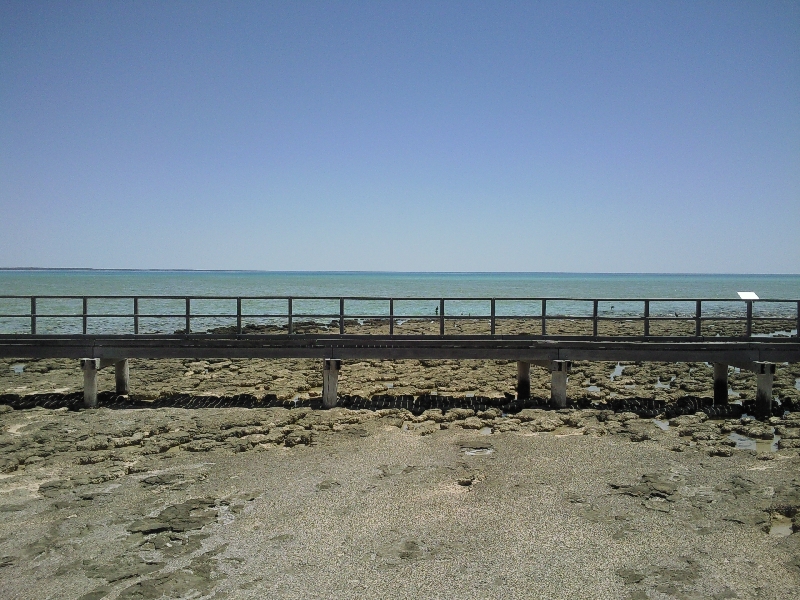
1, 391, 789, 420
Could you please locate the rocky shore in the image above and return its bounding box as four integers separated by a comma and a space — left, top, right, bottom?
2, 318, 800, 598
0, 401, 799, 598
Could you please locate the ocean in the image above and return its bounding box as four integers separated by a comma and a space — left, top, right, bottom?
1, 270, 798, 335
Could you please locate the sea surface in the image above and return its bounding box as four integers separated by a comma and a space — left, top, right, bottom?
1, 270, 797, 335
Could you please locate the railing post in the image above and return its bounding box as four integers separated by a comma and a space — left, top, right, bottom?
30, 297, 36, 335
746, 300, 752, 337
82, 297, 88, 335
288, 297, 293, 335
236, 298, 242, 334
541, 299, 547, 336
389, 299, 394, 336
339, 298, 345, 335
592, 300, 598, 337
185, 297, 191, 334
644, 300, 650, 337
490, 298, 496, 335
796, 301, 799, 338
439, 299, 445, 335
133, 297, 139, 335
695, 300, 702, 337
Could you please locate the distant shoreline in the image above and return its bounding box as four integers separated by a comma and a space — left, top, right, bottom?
1, 268, 798, 276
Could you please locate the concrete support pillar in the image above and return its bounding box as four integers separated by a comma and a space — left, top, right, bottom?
754, 362, 775, 419
713, 363, 728, 404
115, 359, 130, 395
322, 359, 341, 409
81, 358, 99, 409
516, 361, 531, 400
550, 360, 571, 408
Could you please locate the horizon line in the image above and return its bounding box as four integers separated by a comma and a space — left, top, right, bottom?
1, 268, 799, 277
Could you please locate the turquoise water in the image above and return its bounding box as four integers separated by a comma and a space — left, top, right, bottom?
0, 270, 797, 335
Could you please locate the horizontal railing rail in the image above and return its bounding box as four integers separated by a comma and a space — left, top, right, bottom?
0, 295, 798, 339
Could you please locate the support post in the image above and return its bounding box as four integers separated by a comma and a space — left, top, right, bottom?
592, 300, 598, 337
82, 297, 88, 334
439, 299, 445, 335
236, 298, 242, 334
644, 300, 650, 337
115, 359, 130, 395
30, 297, 36, 335
713, 362, 728, 404
550, 360, 571, 408
490, 298, 496, 335
339, 298, 345, 334
185, 297, 191, 334
516, 361, 531, 400
133, 297, 139, 334
288, 297, 293, 335
754, 362, 775, 419
81, 358, 99, 408
322, 359, 341, 409
389, 299, 394, 336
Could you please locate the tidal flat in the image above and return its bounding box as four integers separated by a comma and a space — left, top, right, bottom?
0, 402, 799, 598
1, 315, 800, 598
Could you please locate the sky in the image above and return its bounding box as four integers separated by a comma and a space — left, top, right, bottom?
1, 1, 798, 273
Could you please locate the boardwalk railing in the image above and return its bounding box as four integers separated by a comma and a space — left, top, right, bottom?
1, 295, 798, 338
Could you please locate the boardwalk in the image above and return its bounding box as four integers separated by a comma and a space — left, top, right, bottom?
1, 294, 799, 415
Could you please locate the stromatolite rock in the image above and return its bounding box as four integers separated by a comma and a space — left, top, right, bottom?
444, 408, 475, 421
127, 498, 218, 534
0, 456, 19, 474
708, 446, 734, 457
518, 411, 563, 432
284, 430, 313, 446
669, 412, 708, 427
403, 420, 439, 435
82, 555, 163, 583
460, 417, 484, 430
76, 436, 112, 452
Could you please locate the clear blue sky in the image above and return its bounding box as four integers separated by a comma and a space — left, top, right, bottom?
1, 1, 798, 273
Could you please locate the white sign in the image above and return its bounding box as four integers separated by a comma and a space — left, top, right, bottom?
737, 292, 759, 300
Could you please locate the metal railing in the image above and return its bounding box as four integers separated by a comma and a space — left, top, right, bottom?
0, 295, 798, 338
